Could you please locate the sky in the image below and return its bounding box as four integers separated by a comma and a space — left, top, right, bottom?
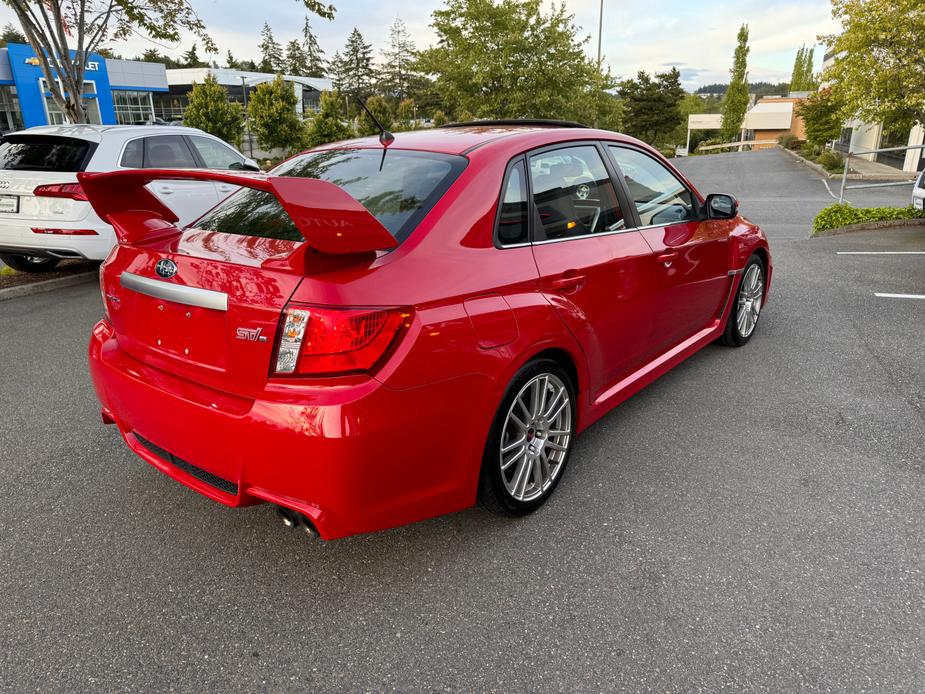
0, 0, 840, 90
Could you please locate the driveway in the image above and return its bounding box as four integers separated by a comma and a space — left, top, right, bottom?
1, 153, 924, 692
674, 149, 914, 240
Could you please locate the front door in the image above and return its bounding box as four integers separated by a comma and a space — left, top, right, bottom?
606, 145, 730, 352
528, 144, 658, 401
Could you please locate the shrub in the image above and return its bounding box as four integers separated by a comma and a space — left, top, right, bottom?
183, 74, 244, 147
815, 149, 845, 172
432, 110, 448, 127
813, 203, 925, 234
778, 133, 801, 150
305, 91, 354, 148
247, 75, 308, 155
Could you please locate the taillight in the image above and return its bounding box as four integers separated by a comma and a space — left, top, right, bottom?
274, 304, 411, 376
33, 182, 88, 201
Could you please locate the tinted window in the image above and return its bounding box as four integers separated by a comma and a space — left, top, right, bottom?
497, 160, 528, 245
120, 138, 143, 167
195, 148, 467, 243
0, 135, 93, 172
142, 135, 197, 168
189, 135, 243, 169
608, 146, 696, 226
529, 145, 626, 241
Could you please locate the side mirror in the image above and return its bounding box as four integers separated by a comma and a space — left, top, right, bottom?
241, 157, 261, 172
705, 193, 738, 220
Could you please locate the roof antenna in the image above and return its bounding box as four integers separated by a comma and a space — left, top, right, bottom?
355, 96, 394, 170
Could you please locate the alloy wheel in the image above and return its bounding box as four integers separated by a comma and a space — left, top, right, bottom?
736, 263, 763, 338
499, 373, 573, 503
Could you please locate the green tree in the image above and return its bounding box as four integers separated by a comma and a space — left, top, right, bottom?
181, 43, 206, 68
379, 17, 417, 100
302, 17, 326, 77
225, 50, 240, 70
395, 98, 416, 130
417, 0, 611, 124
3, 0, 335, 124
797, 88, 843, 145
358, 95, 393, 136
305, 91, 354, 146
248, 75, 306, 153
339, 28, 375, 101
619, 68, 683, 145
183, 74, 245, 146
285, 39, 309, 75
432, 110, 448, 127
789, 45, 817, 91
821, 0, 925, 131
721, 24, 750, 142
258, 23, 284, 73
0, 22, 25, 46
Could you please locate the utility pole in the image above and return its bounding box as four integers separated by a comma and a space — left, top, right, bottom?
596, 0, 604, 66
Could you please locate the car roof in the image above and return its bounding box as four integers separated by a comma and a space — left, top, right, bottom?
10, 124, 209, 143
323, 124, 640, 156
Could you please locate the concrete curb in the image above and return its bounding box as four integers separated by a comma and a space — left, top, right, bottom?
0, 271, 96, 302
779, 145, 916, 182
813, 219, 925, 237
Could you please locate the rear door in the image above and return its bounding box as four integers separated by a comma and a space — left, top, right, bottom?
606, 145, 729, 352
186, 134, 246, 201
528, 143, 658, 401
133, 134, 219, 224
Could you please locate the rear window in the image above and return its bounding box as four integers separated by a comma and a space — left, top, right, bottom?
193, 148, 467, 244
0, 135, 94, 172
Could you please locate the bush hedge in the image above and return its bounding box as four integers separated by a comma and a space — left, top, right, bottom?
813, 203, 925, 234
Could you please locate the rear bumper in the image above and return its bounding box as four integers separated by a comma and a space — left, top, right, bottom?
0, 220, 114, 260
88, 320, 495, 539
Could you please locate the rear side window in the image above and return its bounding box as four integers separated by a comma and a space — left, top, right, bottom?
496, 160, 529, 246
142, 135, 198, 168
120, 138, 143, 167
194, 148, 467, 243
0, 135, 94, 172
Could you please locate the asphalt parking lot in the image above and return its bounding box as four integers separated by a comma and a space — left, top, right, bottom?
2, 150, 924, 692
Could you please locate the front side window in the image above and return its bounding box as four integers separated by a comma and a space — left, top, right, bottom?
529, 145, 625, 242
496, 160, 528, 246
189, 135, 244, 169
194, 148, 467, 243
142, 135, 198, 168
608, 146, 697, 226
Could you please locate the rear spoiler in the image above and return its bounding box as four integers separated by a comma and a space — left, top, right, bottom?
76, 168, 398, 255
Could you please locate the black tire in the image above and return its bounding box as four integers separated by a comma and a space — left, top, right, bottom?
720, 253, 765, 347
0, 253, 61, 274
478, 358, 577, 516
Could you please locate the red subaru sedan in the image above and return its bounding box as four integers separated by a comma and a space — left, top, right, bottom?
84, 121, 771, 539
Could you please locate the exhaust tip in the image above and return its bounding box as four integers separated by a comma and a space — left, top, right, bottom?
276, 506, 319, 539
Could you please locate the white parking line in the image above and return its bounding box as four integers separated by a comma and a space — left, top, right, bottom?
875, 293, 925, 300
836, 251, 925, 255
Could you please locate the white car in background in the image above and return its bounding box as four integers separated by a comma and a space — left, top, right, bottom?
0, 124, 258, 273
913, 168, 925, 211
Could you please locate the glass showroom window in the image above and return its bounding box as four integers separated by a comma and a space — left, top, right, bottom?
113, 90, 154, 125
0, 85, 23, 133
41, 79, 101, 125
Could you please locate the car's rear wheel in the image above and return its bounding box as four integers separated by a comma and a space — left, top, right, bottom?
721, 254, 764, 347
0, 253, 61, 274
479, 359, 576, 515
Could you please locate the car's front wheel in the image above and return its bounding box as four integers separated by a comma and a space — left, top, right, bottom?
479, 359, 576, 515
0, 253, 61, 274
721, 254, 765, 347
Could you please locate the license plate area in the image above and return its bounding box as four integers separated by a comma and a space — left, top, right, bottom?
0, 194, 20, 214
136, 299, 228, 371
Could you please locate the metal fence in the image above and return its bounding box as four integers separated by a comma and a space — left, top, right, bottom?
838, 143, 925, 204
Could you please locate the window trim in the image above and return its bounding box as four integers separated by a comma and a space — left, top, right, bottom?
492, 155, 531, 249
524, 139, 638, 246
604, 143, 703, 230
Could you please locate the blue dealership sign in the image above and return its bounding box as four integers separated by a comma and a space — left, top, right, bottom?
6, 43, 115, 127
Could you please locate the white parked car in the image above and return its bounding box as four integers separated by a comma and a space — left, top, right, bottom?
913, 168, 925, 211
0, 124, 258, 273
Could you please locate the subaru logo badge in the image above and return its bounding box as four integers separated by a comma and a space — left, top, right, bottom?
155, 259, 177, 279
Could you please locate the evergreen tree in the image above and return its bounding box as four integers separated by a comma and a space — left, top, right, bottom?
721, 24, 750, 142
789, 46, 806, 90
358, 95, 393, 136
247, 74, 306, 153
618, 68, 684, 145
225, 50, 240, 70
395, 98, 416, 130
305, 91, 354, 146
181, 43, 205, 68
0, 22, 26, 46
183, 74, 245, 146
258, 23, 284, 73
379, 17, 417, 100
285, 40, 309, 75
302, 17, 326, 77
339, 28, 375, 101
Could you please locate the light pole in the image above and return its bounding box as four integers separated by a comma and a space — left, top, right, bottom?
241, 76, 253, 158
596, 0, 604, 66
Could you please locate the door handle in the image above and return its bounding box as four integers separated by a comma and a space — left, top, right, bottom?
218, 184, 235, 193
551, 273, 585, 292
157, 185, 174, 195
657, 251, 679, 267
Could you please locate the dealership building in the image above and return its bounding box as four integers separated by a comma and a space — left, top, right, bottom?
0, 42, 332, 133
